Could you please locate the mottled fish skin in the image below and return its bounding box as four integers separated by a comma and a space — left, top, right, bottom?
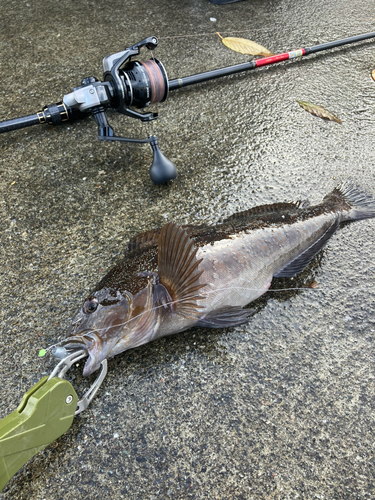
64, 179, 375, 376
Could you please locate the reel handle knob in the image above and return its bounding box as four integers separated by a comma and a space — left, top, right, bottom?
149, 137, 177, 184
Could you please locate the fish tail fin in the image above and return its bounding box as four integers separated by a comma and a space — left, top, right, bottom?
323, 178, 375, 222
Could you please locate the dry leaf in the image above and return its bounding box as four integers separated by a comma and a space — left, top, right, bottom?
371, 69, 375, 81
297, 101, 342, 124
217, 32, 273, 57
302, 281, 318, 289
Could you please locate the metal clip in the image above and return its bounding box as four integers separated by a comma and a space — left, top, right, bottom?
0, 376, 78, 491
48, 349, 87, 379
48, 349, 108, 415
0, 349, 108, 491
75, 360, 107, 415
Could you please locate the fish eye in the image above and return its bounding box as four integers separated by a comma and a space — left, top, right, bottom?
83, 297, 98, 314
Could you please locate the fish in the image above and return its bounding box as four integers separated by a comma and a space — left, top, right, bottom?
63, 179, 375, 376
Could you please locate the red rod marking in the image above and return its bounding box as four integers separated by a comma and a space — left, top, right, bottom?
255, 48, 306, 68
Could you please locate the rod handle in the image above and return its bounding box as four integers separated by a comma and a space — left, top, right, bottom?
0, 114, 40, 134
0, 103, 86, 134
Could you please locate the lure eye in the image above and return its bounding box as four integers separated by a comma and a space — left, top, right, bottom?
83, 297, 98, 314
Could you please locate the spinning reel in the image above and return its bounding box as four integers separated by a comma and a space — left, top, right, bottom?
64, 36, 174, 184
1, 37, 176, 183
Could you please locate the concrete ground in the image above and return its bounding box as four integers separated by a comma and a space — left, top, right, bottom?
1, 0, 375, 498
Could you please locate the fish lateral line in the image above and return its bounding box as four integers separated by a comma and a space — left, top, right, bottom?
61, 282, 370, 339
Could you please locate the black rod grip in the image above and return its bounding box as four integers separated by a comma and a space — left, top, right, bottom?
0, 114, 40, 134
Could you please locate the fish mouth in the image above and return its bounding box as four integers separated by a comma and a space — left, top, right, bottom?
66, 305, 130, 375
62, 330, 114, 376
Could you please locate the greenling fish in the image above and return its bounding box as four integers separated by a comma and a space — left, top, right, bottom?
63, 179, 375, 376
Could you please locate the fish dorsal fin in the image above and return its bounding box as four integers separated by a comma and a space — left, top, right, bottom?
128, 228, 160, 253
274, 219, 339, 278
226, 200, 310, 221
158, 222, 206, 319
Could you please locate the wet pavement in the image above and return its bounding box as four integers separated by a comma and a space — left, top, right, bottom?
1, 0, 375, 498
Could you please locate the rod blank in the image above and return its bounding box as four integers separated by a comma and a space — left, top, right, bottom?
168, 30, 375, 91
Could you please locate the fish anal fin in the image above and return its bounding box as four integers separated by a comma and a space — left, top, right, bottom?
158, 222, 206, 319
226, 200, 310, 221
274, 219, 340, 278
196, 307, 256, 329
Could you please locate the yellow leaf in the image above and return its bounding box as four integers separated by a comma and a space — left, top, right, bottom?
302, 281, 318, 289
217, 33, 273, 57
297, 101, 342, 124
371, 69, 375, 81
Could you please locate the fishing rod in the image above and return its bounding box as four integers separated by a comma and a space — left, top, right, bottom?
1, 31, 375, 183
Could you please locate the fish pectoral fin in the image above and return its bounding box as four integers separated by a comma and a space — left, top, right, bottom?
196, 307, 256, 329
158, 222, 206, 320
274, 219, 340, 278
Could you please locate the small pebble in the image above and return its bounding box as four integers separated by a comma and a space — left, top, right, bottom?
210, 17, 216, 22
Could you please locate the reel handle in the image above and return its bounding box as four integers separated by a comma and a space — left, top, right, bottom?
149, 137, 177, 184
97, 125, 177, 184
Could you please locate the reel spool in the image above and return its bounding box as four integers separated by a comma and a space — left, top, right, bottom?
121, 59, 169, 109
